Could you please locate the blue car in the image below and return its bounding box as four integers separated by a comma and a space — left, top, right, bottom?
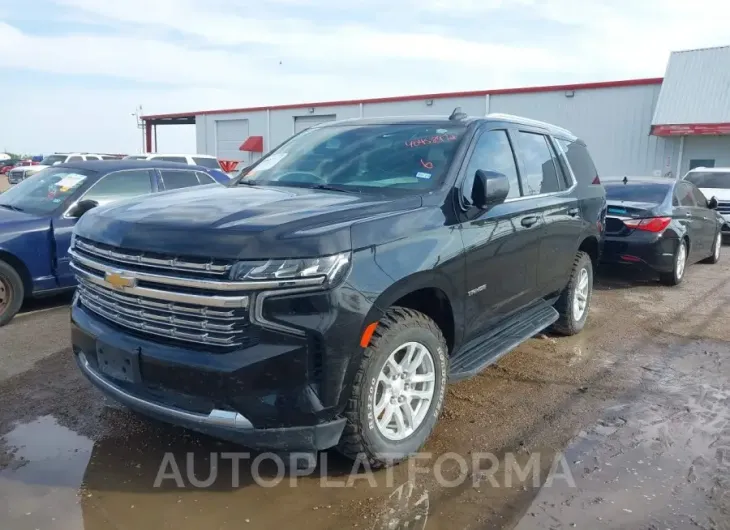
0, 160, 225, 325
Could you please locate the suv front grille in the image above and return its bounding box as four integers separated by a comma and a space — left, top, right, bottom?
717, 201, 730, 214
70, 239, 258, 349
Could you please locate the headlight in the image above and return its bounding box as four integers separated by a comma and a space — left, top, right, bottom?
230, 251, 351, 286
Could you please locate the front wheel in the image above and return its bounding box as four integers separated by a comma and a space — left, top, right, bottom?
0, 260, 24, 327
337, 307, 448, 468
702, 231, 722, 264
660, 239, 688, 285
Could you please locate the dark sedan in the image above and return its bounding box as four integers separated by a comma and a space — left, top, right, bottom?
601, 176, 724, 285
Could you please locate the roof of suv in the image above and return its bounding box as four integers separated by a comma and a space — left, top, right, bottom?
317, 113, 577, 140
54, 160, 212, 172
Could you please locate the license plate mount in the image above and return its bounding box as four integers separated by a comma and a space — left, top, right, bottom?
96, 342, 141, 384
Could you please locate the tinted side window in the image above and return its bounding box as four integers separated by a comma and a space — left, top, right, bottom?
689, 184, 708, 206
85, 155, 101, 160
160, 170, 202, 190
84, 170, 153, 203
155, 156, 188, 164
462, 129, 520, 203
66, 156, 83, 162
675, 183, 696, 207
195, 171, 215, 184
516, 132, 561, 196
192, 157, 222, 169
556, 139, 598, 186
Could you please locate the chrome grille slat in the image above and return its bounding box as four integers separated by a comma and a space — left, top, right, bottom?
78, 284, 238, 332
80, 296, 240, 346
75, 238, 231, 276
77, 278, 237, 319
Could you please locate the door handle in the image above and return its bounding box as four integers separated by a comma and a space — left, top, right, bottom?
521, 216, 539, 228
567, 207, 580, 217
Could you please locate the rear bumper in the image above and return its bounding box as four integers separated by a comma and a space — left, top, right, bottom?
601, 234, 678, 272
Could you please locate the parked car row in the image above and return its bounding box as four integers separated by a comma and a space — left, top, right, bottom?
1, 112, 726, 468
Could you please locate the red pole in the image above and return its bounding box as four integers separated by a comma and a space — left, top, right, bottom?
145, 121, 152, 153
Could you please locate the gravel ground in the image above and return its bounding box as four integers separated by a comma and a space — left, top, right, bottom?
0, 255, 728, 530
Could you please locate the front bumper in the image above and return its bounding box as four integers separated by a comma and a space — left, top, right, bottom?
601, 234, 679, 272
71, 294, 357, 451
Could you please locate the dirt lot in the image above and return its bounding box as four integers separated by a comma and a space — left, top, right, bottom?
0, 257, 728, 530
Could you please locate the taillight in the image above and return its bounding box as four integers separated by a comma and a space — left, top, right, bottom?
623, 217, 671, 233
592, 175, 601, 185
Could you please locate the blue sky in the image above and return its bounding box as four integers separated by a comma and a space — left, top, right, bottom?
1, 0, 728, 155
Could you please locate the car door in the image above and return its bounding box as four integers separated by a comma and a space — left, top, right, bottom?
673, 181, 706, 259
459, 126, 543, 340
52, 169, 156, 287
688, 181, 718, 250
512, 130, 583, 297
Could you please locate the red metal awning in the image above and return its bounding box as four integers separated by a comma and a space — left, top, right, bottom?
240, 136, 264, 152
652, 123, 730, 136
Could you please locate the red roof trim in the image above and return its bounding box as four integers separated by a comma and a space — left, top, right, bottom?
142, 77, 663, 121
240, 136, 264, 152
652, 123, 730, 136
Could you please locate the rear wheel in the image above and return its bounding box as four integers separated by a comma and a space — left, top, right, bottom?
702, 231, 722, 264
552, 251, 593, 336
0, 260, 24, 327
660, 239, 687, 285
337, 307, 448, 468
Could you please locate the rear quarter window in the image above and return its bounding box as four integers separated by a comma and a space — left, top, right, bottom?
556, 139, 599, 186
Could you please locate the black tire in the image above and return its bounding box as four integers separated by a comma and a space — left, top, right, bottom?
0, 259, 24, 327
552, 251, 593, 336
660, 239, 687, 286
701, 231, 722, 264
337, 307, 448, 468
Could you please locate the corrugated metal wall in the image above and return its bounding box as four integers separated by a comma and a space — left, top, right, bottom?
682, 136, 730, 174
653, 46, 730, 125
196, 84, 676, 177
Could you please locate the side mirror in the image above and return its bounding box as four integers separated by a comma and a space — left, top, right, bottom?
708, 196, 719, 210
68, 199, 99, 218
472, 170, 510, 209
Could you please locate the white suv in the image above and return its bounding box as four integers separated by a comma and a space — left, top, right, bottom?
7, 153, 104, 184
682, 167, 730, 234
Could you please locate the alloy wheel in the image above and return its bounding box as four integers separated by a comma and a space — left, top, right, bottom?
373, 342, 436, 441
676, 243, 687, 280
573, 267, 589, 321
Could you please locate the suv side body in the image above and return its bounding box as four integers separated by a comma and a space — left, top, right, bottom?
69, 115, 604, 463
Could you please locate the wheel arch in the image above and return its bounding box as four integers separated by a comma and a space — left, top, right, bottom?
0, 249, 32, 296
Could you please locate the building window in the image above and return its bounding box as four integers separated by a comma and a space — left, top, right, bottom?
689, 159, 715, 170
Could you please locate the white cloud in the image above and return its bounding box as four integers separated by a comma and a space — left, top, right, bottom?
1, 0, 729, 154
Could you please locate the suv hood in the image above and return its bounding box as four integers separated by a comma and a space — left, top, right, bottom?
75, 185, 421, 259
698, 187, 730, 201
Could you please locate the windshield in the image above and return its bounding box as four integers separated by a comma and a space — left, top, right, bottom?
192, 157, 222, 169
238, 123, 467, 192
684, 171, 730, 189
605, 183, 670, 204
0, 167, 94, 214
124, 155, 148, 160
40, 154, 68, 165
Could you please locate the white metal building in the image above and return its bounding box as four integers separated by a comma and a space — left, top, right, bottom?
142, 45, 730, 178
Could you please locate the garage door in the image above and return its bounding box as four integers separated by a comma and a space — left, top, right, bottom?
216, 119, 249, 162
294, 114, 336, 134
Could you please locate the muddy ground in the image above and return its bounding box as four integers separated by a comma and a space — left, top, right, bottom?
0, 256, 728, 530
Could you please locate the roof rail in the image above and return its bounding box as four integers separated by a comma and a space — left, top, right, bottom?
486, 113, 576, 139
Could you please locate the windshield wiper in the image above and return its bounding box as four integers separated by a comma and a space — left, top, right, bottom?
0, 203, 24, 212
237, 179, 259, 187
308, 184, 358, 193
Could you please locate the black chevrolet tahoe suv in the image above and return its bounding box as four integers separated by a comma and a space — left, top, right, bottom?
70, 112, 605, 466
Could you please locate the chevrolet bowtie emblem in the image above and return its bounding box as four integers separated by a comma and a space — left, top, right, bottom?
105, 271, 137, 290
